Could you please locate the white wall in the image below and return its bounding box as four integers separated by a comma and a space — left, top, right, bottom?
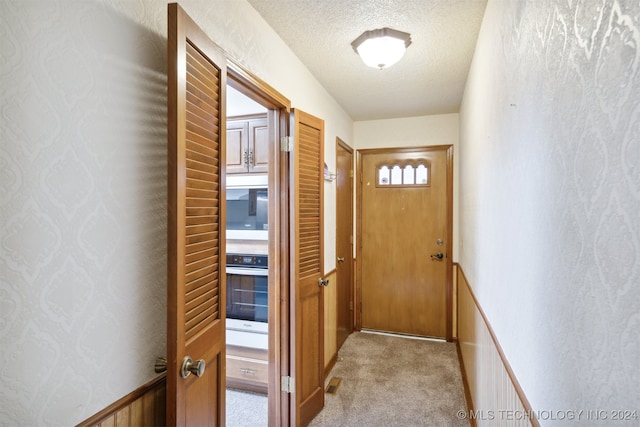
354, 114, 460, 259
0, 0, 351, 424
459, 0, 639, 422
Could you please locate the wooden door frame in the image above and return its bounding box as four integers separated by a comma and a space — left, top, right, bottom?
355, 145, 454, 341
227, 60, 292, 426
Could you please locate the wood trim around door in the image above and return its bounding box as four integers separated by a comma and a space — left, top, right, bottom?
355, 145, 454, 341
228, 59, 291, 113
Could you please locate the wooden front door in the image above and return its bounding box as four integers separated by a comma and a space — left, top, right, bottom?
290, 109, 325, 426
335, 139, 354, 349
359, 146, 452, 339
167, 3, 226, 425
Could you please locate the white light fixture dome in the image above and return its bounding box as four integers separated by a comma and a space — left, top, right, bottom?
351, 28, 412, 69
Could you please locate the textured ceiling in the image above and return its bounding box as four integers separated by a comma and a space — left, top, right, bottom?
247, 0, 487, 121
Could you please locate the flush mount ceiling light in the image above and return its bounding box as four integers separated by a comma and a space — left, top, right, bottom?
351, 27, 412, 69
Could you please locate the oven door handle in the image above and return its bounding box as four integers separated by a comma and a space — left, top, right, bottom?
226, 267, 268, 277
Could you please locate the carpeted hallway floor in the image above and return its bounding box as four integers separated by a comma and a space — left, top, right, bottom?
309, 331, 469, 427
227, 331, 469, 426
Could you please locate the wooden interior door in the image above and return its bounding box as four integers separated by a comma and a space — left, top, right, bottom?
167, 3, 226, 425
335, 139, 353, 349
359, 147, 452, 339
290, 109, 325, 426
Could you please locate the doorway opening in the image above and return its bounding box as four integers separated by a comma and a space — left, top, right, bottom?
224, 64, 292, 426
225, 85, 270, 426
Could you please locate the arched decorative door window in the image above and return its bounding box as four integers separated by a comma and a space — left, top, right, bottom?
376, 160, 431, 187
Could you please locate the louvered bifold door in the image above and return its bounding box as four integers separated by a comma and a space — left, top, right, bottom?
290, 109, 324, 426
167, 4, 226, 426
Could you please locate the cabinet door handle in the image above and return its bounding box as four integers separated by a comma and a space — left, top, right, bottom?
240, 368, 256, 375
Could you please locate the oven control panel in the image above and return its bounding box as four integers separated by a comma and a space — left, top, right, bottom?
227, 254, 268, 268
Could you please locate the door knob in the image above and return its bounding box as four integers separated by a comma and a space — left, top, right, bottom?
337, 257, 345, 263
181, 356, 206, 378
154, 357, 167, 373
317, 278, 330, 287
430, 252, 444, 261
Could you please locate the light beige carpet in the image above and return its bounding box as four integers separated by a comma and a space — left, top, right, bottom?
309, 331, 470, 427
226, 388, 267, 426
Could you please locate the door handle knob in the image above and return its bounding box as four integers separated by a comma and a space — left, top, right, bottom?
154, 357, 167, 373
430, 252, 444, 261
317, 278, 330, 287
181, 356, 206, 378
337, 257, 345, 263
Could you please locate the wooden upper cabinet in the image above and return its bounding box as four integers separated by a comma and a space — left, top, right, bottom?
226, 114, 268, 174
249, 118, 269, 173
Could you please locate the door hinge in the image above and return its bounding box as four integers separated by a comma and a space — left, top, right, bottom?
349, 301, 353, 310
349, 235, 353, 245
349, 169, 354, 178
280, 136, 293, 152
281, 375, 295, 393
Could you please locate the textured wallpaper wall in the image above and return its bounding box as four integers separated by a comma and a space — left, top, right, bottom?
0, 0, 351, 425
459, 0, 639, 423
0, 1, 168, 424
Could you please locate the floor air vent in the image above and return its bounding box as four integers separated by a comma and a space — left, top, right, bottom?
325, 377, 342, 394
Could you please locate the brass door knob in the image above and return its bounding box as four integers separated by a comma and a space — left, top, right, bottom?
154, 357, 167, 373
181, 356, 206, 378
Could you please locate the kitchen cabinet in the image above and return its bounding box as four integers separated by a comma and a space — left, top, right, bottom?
226, 114, 269, 174
226, 345, 268, 394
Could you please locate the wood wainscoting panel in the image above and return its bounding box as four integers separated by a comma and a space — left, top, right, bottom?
456, 264, 538, 427
452, 266, 457, 340
77, 375, 166, 427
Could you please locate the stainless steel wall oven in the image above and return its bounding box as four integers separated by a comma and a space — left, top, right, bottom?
226, 253, 268, 350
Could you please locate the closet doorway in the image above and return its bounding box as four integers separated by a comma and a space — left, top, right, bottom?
226, 66, 291, 426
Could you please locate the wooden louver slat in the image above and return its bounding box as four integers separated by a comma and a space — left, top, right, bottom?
292, 109, 325, 426
297, 121, 321, 280
184, 40, 221, 342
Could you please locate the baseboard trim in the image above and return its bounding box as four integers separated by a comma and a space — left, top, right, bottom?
361, 328, 446, 342
455, 263, 539, 427
455, 339, 477, 427
76, 374, 166, 427
324, 351, 338, 379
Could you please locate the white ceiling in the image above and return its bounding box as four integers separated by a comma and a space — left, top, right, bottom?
247, 0, 488, 121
